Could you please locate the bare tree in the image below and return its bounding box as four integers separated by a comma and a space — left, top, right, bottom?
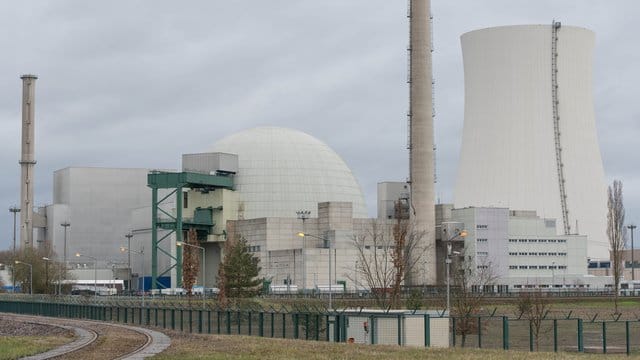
450, 249, 497, 347
352, 200, 428, 309
516, 289, 551, 351
182, 228, 200, 298
607, 179, 626, 314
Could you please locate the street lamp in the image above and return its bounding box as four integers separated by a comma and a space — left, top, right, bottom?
296, 210, 310, 292
61, 222, 70, 294
9, 207, 20, 253
176, 241, 206, 308
121, 247, 145, 307
14, 260, 33, 295
42, 257, 52, 294
297, 232, 332, 310
125, 233, 134, 291
75, 253, 98, 297
628, 225, 636, 281
444, 229, 467, 316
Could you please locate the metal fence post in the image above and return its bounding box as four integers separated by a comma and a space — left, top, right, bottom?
529, 321, 534, 352
226, 311, 231, 334
577, 319, 584, 352
305, 313, 310, 340
198, 310, 203, 333
452, 317, 456, 347
424, 313, 430, 347
237, 311, 241, 334
259, 312, 264, 337
502, 316, 509, 350
271, 313, 275, 338
553, 319, 558, 352
294, 313, 299, 339
208, 310, 212, 334
248, 311, 253, 336
397, 314, 403, 346
477, 316, 482, 348
602, 321, 607, 354
626, 321, 630, 356
171, 309, 175, 330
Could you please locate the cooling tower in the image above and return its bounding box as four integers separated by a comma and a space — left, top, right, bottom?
454, 24, 608, 260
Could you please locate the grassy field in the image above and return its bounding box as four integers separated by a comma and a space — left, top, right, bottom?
0, 336, 72, 360
152, 331, 637, 360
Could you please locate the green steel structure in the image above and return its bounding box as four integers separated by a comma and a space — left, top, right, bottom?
147, 171, 234, 290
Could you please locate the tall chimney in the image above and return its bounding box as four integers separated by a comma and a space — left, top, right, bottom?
408, 0, 435, 285
19, 74, 37, 248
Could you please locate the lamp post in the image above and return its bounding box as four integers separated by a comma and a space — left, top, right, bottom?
75, 253, 97, 298
9, 206, 20, 293
177, 241, 205, 309
9, 207, 20, 253
125, 233, 133, 291
14, 260, 32, 295
296, 210, 310, 292
61, 222, 70, 294
628, 225, 636, 281
297, 232, 332, 310
444, 229, 467, 316
42, 257, 52, 294
121, 247, 145, 307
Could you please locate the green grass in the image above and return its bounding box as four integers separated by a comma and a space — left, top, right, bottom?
152, 332, 636, 360
0, 336, 71, 360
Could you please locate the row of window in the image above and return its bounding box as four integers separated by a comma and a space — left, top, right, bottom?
509, 252, 567, 256
248, 245, 262, 253
476, 224, 488, 229
509, 265, 567, 270
476, 238, 488, 243
509, 239, 567, 243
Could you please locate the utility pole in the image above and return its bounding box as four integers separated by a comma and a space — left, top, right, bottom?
628, 225, 636, 281
125, 233, 133, 291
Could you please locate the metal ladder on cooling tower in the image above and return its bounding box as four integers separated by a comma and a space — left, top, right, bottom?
551, 20, 571, 235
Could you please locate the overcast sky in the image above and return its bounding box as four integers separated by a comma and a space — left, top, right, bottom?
0, 1, 638, 250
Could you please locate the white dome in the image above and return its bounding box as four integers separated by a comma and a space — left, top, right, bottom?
210, 127, 368, 219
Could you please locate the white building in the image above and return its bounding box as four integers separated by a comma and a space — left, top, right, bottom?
454, 24, 608, 260
438, 205, 610, 290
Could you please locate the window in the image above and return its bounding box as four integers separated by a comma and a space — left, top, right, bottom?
519, 239, 527, 243
558, 239, 567, 243
558, 252, 567, 256
529, 265, 538, 269
528, 239, 537, 243
519, 252, 527, 256
509, 239, 517, 243
539, 239, 547, 243
549, 265, 557, 269
509, 265, 518, 269
519, 265, 528, 269
528, 252, 538, 256
477, 238, 488, 243
549, 239, 557, 243
539, 252, 548, 256
183, 192, 188, 208
558, 265, 567, 269
539, 265, 548, 269
477, 251, 488, 256
476, 224, 488, 229
549, 252, 557, 256
509, 252, 517, 256
477, 265, 489, 270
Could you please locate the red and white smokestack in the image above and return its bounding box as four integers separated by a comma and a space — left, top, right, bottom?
19, 74, 37, 248
408, 0, 436, 285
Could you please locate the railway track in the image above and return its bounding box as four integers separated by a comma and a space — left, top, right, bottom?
1, 313, 169, 359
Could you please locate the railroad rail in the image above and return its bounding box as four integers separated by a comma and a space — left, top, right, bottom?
1, 313, 169, 359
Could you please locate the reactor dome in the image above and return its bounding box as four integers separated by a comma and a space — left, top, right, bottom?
209, 127, 368, 219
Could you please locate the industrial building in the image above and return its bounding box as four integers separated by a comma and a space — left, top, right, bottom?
454, 24, 609, 261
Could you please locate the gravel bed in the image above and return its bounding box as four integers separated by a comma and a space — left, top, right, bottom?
0, 315, 73, 337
